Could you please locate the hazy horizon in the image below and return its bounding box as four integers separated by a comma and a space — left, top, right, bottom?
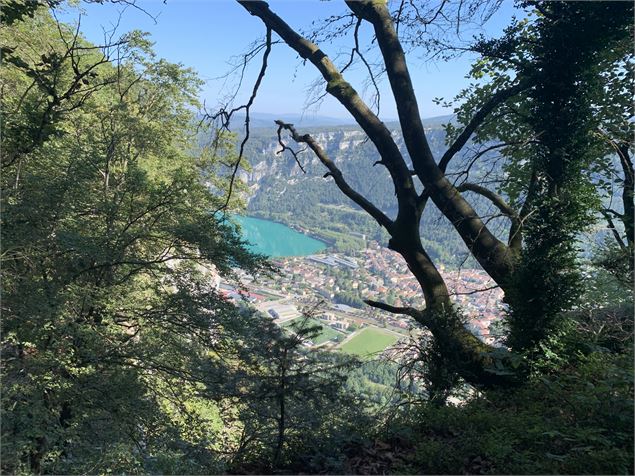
61, 0, 520, 120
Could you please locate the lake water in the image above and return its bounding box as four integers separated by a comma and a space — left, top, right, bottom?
234, 216, 327, 257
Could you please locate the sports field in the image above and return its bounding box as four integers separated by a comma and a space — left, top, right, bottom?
339, 327, 399, 357
282, 317, 342, 345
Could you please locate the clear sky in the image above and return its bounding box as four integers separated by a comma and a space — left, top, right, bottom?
60, 0, 521, 121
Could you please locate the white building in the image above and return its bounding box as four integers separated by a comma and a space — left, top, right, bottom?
268, 304, 300, 320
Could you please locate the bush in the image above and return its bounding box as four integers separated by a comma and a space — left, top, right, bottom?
384, 349, 633, 475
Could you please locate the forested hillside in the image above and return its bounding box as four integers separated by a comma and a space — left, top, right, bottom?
242, 121, 506, 262
1, 1, 633, 475
0, 8, 366, 473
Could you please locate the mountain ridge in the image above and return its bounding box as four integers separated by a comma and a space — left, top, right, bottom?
238, 119, 505, 266
204, 111, 457, 131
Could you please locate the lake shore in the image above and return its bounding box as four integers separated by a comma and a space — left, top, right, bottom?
233, 214, 329, 257
243, 212, 336, 247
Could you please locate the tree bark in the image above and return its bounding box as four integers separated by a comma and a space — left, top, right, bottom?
236, 0, 522, 388
618, 145, 634, 250
346, 0, 516, 289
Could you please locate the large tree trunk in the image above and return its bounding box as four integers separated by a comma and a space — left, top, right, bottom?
237, 0, 521, 388
346, 0, 516, 289
241, 1, 516, 291
619, 145, 634, 279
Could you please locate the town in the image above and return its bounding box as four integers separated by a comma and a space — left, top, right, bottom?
220, 241, 505, 357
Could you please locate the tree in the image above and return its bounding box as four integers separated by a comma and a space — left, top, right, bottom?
215, 312, 361, 473
446, 2, 633, 350
1, 8, 265, 473
229, 0, 632, 387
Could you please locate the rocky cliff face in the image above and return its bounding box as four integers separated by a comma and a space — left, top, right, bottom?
240, 124, 447, 194
237, 120, 505, 265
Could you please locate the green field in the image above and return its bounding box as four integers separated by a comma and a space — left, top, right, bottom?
282, 317, 343, 345
339, 327, 400, 357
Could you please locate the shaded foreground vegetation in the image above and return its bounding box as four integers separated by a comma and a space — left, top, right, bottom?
237, 0, 633, 389
1, 1, 633, 474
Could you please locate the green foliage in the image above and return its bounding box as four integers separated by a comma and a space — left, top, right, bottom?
386, 349, 633, 475
333, 291, 365, 309
1, 8, 374, 474
446, 2, 633, 353
3, 3, 633, 475
0, 0, 57, 25
505, 2, 632, 351
381, 267, 634, 475
1, 7, 266, 473
591, 239, 634, 291
216, 314, 366, 473
344, 360, 405, 406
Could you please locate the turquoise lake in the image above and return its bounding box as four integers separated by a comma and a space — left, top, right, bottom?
233, 216, 327, 257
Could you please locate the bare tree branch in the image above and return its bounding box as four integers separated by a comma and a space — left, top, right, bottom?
237, 1, 415, 208
364, 299, 423, 320
340, 17, 381, 114
601, 210, 627, 250
275, 121, 393, 231
439, 80, 531, 173
456, 182, 518, 219
450, 284, 499, 296
275, 122, 307, 173
211, 27, 272, 213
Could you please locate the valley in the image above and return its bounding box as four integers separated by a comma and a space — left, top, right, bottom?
224, 119, 506, 358
239, 118, 509, 264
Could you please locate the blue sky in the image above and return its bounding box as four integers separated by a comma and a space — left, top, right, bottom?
60, 0, 520, 121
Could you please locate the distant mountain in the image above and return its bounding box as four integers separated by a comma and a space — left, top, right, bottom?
198, 110, 455, 132
245, 112, 454, 129
234, 111, 358, 129
229, 112, 455, 130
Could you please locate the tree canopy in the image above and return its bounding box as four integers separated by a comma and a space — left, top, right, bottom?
231, 0, 633, 387
1, 1, 633, 474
